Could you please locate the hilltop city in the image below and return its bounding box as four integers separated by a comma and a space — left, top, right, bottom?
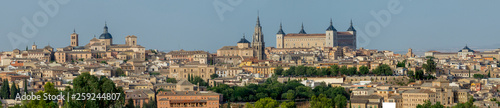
1, 15, 499, 108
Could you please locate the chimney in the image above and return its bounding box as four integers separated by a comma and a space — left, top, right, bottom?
197, 82, 200, 91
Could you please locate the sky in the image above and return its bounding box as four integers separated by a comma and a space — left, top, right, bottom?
1, 0, 500, 54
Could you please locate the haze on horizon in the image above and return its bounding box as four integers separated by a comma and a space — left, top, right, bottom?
1, 0, 499, 54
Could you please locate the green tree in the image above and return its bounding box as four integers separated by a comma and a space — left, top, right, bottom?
407, 70, 414, 78
254, 97, 279, 108
10, 82, 18, 99
295, 86, 313, 99
1, 79, 10, 99
190, 76, 208, 86
44, 82, 58, 96
310, 94, 334, 108
334, 94, 347, 108
330, 65, 340, 76
347, 67, 357, 75
422, 58, 436, 74
473, 74, 485, 79
488, 70, 491, 78
359, 65, 369, 75
246, 102, 253, 108
26, 82, 59, 108
24, 79, 28, 94
274, 66, 284, 76
66, 73, 125, 108
166, 78, 177, 83
340, 66, 348, 76
126, 98, 135, 108
282, 90, 296, 101
210, 73, 219, 79
280, 101, 296, 108
115, 68, 125, 77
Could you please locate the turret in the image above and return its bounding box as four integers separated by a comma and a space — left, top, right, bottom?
347, 20, 357, 49
298, 23, 306, 34
325, 18, 338, 47
276, 22, 285, 48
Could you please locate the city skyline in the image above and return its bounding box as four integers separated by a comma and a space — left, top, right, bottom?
2, 0, 500, 53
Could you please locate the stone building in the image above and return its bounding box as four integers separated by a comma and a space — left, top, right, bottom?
168, 63, 216, 81
402, 89, 436, 108
276, 19, 356, 49
156, 91, 222, 108
55, 23, 146, 63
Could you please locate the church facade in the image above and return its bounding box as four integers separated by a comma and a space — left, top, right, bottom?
55, 23, 146, 63
276, 19, 357, 49
216, 15, 267, 64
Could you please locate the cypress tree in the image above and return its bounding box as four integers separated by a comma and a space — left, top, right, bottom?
24, 79, 28, 94
1, 80, 10, 99
10, 82, 17, 99
488, 70, 491, 78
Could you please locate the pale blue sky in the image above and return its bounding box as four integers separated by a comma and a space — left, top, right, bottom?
1, 0, 500, 54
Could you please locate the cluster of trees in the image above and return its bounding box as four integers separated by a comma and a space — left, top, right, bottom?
407, 69, 434, 80
64, 73, 126, 108
245, 97, 296, 108
416, 97, 478, 108
210, 73, 219, 79
25, 82, 59, 108
0, 79, 22, 99
115, 68, 126, 77
274, 64, 393, 77
396, 60, 407, 68
166, 78, 177, 83
187, 74, 208, 86
473, 74, 486, 79
422, 57, 437, 74
310, 94, 347, 108
210, 76, 349, 108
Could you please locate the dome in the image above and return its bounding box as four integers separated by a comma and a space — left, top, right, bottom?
99, 33, 112, 39
237, 35, 250, 43
99, 23, 113, 39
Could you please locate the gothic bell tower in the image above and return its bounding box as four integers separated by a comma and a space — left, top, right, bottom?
252, 14, 266, 60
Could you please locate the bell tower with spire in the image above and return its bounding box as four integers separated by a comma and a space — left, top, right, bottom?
70, 29, 79, 47
347, 19, 357, 49
276, 22, 285, 48
325, 18, 338, 47
252, 13, 266, 60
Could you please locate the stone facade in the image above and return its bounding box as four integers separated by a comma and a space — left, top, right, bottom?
276, 19, 356, 49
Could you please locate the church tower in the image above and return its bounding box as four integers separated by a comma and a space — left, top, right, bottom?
276, 22, 285, 48
347, 20, 357, 49
70, 29, 79, 47
325, 18, 337, 47
32, 42, 37, 50
252, 14, 266, 60
126, 35, 138, 46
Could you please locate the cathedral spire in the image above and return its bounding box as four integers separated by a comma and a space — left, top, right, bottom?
299, 23, 306, 34
256, 11, 261, 27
